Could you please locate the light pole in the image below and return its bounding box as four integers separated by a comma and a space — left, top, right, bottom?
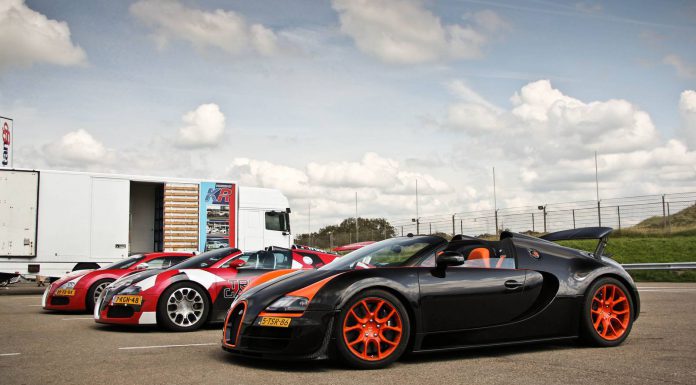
355, 192, 359, 243
307, 200, 311, 246
415, 179, 419, 232
328, 231, 333, 250
538, 205, 547, 233
493, 167, 499, 234
411, 217, 420, 234
595, 151, 600, 202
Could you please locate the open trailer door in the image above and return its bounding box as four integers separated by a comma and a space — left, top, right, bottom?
90, 177, 130, 259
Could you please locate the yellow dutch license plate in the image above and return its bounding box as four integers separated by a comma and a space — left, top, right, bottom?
259, 316, 291, 328
113, 295, 142, 305
55, 289, 75, 296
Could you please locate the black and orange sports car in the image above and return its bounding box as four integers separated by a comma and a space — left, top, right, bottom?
221, 228, 639, 369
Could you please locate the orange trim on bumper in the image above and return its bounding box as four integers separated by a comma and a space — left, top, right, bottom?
222, 301, 247, 348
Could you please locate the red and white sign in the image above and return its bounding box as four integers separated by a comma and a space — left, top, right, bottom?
1, 117, 12, 169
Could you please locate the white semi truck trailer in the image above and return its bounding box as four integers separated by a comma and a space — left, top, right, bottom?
0, 169, 292, 280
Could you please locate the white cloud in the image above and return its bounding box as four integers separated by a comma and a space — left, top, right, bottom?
442, 80, 696, 203
679, 90, 696, 148
225, 152, 459, 229
307, 152, 451, 194
469, 9, 511, 32
0, 0, 87, 71
332, 0, 505, 64
575, 2, 603, 14
176, 103, 226, 148
42, 129, 112, 166
446, 80, 504, 132
448, 79, 660, 158
130, 0, 279, 56
227, 158, 309, 199
663, 54, 696, 79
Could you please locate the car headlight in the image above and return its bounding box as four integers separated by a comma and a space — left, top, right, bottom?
265, 296, 309, 313
57, 281, 77, 291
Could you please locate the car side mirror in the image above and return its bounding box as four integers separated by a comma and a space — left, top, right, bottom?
135, 262, 149, 270
436, 251, 465, 269
228, 259, 246, 268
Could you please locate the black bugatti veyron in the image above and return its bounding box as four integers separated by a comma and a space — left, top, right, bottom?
222, 227, 639, 369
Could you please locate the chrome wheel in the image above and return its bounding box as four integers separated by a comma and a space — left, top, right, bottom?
166, 287, 205, 327
92, 282, 110, 305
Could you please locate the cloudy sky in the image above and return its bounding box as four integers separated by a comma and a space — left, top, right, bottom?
1, 0, 695, 232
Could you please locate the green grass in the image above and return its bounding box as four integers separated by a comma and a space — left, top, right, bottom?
633, 204, 696, 230
558, 236, 696, 282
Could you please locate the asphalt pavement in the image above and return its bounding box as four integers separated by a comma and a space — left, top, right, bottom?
0, 283, 694, 385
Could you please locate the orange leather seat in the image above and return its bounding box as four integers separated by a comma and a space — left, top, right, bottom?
467, 248, 490, 268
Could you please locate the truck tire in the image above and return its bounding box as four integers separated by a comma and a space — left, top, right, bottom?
72, 262, 100, 272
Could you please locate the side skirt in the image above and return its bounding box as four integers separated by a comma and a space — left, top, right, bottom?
412, 335, 578, 354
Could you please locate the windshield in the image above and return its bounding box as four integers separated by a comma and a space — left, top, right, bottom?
100, 255, 145, 270
319, 236, 445, 270
171, 248, 238, 269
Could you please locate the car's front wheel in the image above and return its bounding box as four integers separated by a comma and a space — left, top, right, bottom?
86, 279, 114, 313
334, 289, 410, 369
157, 282, 210, 332
581, 277, 634, 347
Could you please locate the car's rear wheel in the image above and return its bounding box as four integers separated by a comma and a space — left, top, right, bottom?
334, 289, 410, 369
581, 277, 634, 347
157, 282, 210, 332
86, 279, 114, 313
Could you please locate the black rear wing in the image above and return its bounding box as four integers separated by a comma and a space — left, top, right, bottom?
540, 227, 613, 260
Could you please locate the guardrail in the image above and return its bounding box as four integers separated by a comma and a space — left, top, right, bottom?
622, 262, 696, 271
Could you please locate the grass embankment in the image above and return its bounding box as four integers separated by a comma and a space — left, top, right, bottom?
558, 236, 696, 282
633, 203, 696, 230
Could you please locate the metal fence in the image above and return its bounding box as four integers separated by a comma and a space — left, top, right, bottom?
296, 192, 696, 249
294, 229, 393, 251
388, 192, 696, 238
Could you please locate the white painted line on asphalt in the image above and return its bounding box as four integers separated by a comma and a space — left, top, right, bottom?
0, 353, 21, 357
118, 343, 217, 351
61, 317, 94, 321
639, 288, 696, 290
638, 286, 696, 289
638, 289, 696, 293
26, 305, 43, 307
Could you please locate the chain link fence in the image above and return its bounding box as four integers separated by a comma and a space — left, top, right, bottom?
296, 192, 696, 249
295, 227, 394, 251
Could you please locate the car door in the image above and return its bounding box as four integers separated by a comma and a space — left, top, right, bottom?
418, 242, 540, 332
418, 268, 530, 332
206, 250, 293, 321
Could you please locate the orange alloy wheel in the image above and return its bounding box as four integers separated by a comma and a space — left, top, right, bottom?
342, 297, 403, 361
591, 284, 631, 341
